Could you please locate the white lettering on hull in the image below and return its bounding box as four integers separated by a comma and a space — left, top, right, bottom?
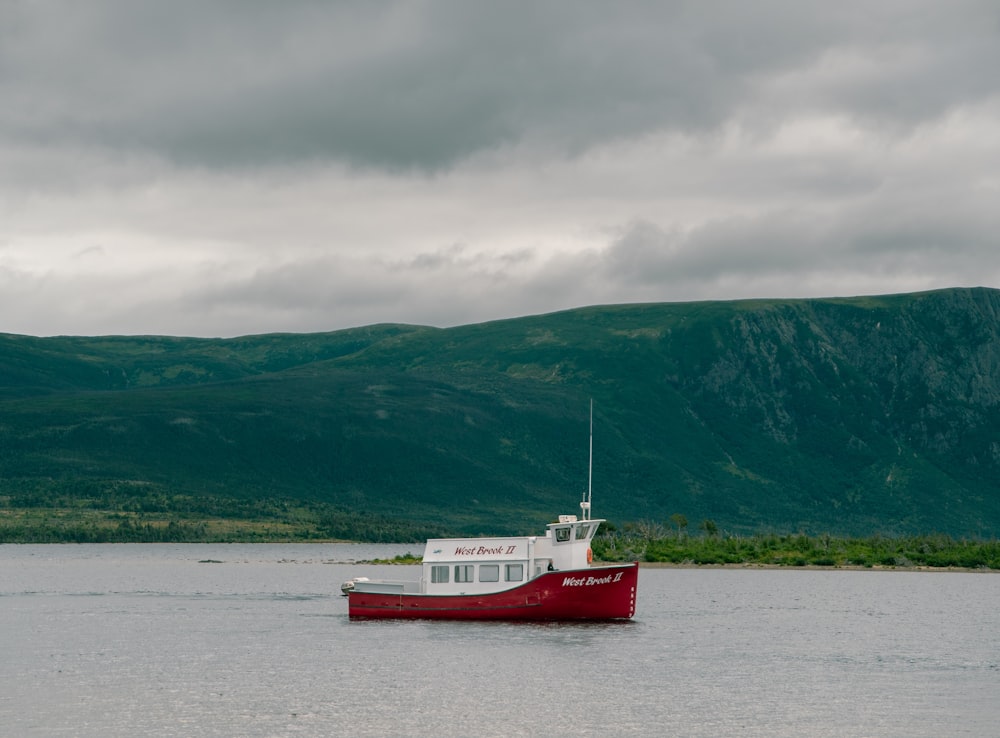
561, 572, 624, 587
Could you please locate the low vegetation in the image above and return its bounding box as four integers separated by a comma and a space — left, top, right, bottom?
3, 495, 996, 571
0, 489, 448, 544
592, 522, 1000, 570
363, 553, 423, 564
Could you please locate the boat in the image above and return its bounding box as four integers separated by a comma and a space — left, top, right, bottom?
340, 404, 638, 621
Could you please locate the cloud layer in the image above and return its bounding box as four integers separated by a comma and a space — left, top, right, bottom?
3, 1, 999, 336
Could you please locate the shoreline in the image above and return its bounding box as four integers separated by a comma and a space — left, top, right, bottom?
632, 561, 997, 573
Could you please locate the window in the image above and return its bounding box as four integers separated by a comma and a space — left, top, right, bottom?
455, 564, 474, 583
479, 564, 499, 582
554, 527, 571, 542
575, 524, 592, 540
431, 565, 449, 584
505, 563, 523, 582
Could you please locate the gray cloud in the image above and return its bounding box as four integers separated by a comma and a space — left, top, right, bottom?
9, 1, 996, 171
1, 1, 999, 336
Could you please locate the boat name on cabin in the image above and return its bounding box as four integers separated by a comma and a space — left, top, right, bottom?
562, 572, 624, 587
453, 545, 519, 556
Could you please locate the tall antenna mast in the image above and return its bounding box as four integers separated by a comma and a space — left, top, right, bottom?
581, 399, 593, 521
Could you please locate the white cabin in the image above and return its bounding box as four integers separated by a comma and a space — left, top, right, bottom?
416, 515, 602, 595
342, 515, 602, 597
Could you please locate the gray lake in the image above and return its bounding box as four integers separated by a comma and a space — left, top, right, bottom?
1, 544, 997, 737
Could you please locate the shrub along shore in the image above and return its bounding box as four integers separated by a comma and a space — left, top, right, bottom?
0, 495, 446, 544
1, 504, 997, 571
0, 492, 995, 570
591, 529, 1000, 570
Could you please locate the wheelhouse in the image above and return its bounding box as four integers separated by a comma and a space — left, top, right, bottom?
419, 515, 602, 595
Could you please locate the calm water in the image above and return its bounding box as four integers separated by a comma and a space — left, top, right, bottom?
1, 544, 998, 737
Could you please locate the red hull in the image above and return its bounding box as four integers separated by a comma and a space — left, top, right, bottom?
347, 562, 638, 620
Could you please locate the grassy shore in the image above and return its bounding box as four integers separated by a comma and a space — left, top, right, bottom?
592, 531, 1000, 570
0, 498, 442, 544
2, 504, 997, 572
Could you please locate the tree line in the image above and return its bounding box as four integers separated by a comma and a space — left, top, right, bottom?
3, 487, 997, 569
592, 520, 1000, 569
0, 487, 447, 544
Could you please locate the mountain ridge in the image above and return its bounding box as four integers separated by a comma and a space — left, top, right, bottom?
2, 287, 998, 537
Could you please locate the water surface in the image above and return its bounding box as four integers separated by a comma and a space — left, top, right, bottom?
1, 544, 997, 737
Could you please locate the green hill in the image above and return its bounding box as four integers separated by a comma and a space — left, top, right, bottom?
2, 287, 999, 539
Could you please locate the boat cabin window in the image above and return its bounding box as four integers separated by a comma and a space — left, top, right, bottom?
479, 564, 499, 582
431, 565, 449, 584
575, 524, 593, 540
505, 563, 523, 582
455, 565, 474, 583
554, 527, 571, 542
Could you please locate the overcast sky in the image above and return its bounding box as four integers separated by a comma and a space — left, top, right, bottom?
3, 1, 999, 337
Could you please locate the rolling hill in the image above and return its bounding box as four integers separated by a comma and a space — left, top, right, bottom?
2, 287, 998, 538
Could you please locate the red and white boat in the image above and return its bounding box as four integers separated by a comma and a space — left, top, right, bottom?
341, 515, 637, 620
341, 406, 638, 620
